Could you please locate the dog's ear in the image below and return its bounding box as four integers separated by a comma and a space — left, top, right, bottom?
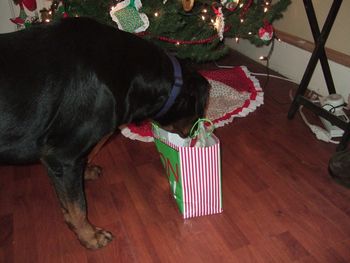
179, 59, 210, 116
186, 71, 210, 118
176, 65, 210, 120
123, 74, 169, 124
155, 68, 210, 129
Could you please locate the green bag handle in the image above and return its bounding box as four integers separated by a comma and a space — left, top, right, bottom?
189, 118, 214, 139
152, 122, 161, 139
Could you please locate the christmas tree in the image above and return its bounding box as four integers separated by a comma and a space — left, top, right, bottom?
50, 0, 291, 62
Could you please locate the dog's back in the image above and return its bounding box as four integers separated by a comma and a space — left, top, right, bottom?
0, 25, 58, 162
0, 18, 127, 163
0, 18, 207, 164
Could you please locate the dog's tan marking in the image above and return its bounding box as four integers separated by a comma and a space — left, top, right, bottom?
62, 202, 113, 249
83, 133, 113, 180
87, 133, 113, 164
84, 164, 102, 180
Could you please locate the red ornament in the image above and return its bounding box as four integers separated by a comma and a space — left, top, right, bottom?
21, 0, 37, 11
258, 21, 274, 42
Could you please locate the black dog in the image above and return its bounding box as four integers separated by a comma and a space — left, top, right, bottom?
0, 17, 209, 249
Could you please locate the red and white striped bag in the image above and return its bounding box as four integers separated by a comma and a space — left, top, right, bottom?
153, 121, 222, 219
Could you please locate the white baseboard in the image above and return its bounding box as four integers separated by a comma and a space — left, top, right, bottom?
226, 38, 350, 101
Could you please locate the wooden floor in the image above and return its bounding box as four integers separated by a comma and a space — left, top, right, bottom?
1, 51, 350, 263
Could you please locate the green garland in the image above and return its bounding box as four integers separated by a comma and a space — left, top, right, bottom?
57, 0, 291, 62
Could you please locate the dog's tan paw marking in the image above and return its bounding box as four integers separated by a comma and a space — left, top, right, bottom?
95, 228, 114, 248
80, 227, 114, 250
84, 165, 102, 180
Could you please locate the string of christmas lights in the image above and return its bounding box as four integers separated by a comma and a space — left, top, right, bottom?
18, 0, 290, 62
142, 0, 277, 46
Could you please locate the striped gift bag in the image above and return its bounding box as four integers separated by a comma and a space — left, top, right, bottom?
153, 125, 222, 219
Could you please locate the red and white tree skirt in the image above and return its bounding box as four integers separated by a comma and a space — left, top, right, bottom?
121, 66, 264, 142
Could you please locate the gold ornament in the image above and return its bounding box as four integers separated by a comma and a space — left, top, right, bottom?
182, 0, 194, 12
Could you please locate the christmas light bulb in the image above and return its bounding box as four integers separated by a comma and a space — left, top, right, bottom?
154, 12, 159, 17
202, 8, 207, 13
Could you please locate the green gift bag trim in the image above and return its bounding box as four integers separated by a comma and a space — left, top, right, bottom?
153, 137, 184, 214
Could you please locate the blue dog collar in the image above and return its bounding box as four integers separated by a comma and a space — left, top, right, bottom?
154, 54, 183, 119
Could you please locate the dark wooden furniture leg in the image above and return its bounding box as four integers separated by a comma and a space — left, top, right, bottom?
287, 0, 348, 151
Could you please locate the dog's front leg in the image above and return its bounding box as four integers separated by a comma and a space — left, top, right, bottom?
42, 157, 113, 249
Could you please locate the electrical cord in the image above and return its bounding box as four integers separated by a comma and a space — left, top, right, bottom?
321, 103, 346, 114
288, 89, 339, 144
249, 72, 298, 84
214, 37, 293, 105
299, 106, 339, 144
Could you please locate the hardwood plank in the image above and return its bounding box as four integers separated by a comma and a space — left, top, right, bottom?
0, 214, 13, 263
332, 239, 350, 261
274, 231, 310, 261
109, 182, 161, 262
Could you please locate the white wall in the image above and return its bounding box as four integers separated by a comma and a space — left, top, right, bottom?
273, 0, 350, 56
226, 39, 350, 102
0, 0, 17, 33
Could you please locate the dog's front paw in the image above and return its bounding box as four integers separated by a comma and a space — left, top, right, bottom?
79, 227, 114, 250
84, 164, 102, 180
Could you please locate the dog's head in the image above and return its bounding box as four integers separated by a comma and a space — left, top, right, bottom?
152, 58, 210, 138
106, 28, 210, 137
123, 51, 210, 138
